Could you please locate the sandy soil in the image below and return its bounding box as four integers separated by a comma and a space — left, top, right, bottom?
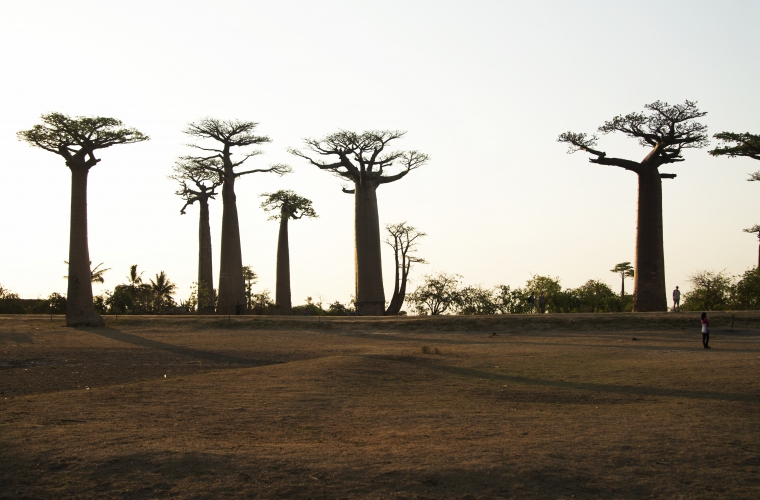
1, 312, 759, 499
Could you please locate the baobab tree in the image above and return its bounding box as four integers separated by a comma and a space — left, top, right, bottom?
290, 131, 429, 315
610, 262, 634, 297
171, 157, 222, 313
183, 119, 290, 314
17, 113, 149, 326
558, 100, 708, 312
709, 131, 760, 267
260, 190, 318, 314
384, 222, 427, 315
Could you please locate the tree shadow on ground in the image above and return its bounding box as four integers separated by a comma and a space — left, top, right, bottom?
364, 354, 760, 404
0, 447, 665, 499
80, 327, 280, 367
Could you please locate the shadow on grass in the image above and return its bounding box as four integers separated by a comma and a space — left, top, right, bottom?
0, 447, 659, 500
80, 327, 280, 368
364, 354, 760, 404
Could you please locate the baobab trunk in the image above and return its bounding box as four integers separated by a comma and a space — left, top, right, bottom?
66, 166, 103, 327
354, 181, 385, 315
385, 250, 402, 315
198, 199, 215, 313
386, 264, 409, 315
216, 177, 246, 314
275, 208, 292, 314
633, 169, 667, 312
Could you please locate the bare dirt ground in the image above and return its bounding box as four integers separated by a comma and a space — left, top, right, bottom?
1, 312, 759, 499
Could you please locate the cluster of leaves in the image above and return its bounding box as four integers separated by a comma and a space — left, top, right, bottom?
407, 273, 633, 315
245, 293, 357, 316
681, 268, 760, 311
95, 265, 179, 314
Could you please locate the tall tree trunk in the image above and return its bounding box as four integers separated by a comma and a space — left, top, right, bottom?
354, 180, 385, 315
66, 166, 103, 327
198, 198, 215, 313
386, 260, 410, 315
633, 169, 667, 311
216, 176, 246, 314
621, 276, 625, 297
275, 211, 292, 314
385, 244, 402, 315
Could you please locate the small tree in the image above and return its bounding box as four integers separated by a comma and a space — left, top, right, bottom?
148, 271, 177, 312
18, 113, 149, 326
559, 101, 708, 312
183, 118, 290, 314
455, 285, 497, 315
408, 273, 461, 315
610, 262, 634, 296
290, 131, 428, 315
260, 190, 318, 314
384, 222, 427, 315
242, 266, 258, 311
171, 158, 222, 313
681, 270, 733, 311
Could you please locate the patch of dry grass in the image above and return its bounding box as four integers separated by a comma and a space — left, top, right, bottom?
1, 313, 759, 498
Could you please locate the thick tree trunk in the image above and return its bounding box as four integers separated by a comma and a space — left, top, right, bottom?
621, 276, 625, 297
275, 211, 292, 314
216, 176, 246, 314
633, 169, 667, 311
354, 181, 385, 315
198, 199, 215, 313
66, 166, 103, 327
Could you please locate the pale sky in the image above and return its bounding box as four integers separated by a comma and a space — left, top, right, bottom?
1, 0, 758, 308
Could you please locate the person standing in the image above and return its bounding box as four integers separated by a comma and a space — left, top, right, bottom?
701, 312, 711, 349
673, 286, 681, 312
538, 291, 546, 314
527, 291, 535, 314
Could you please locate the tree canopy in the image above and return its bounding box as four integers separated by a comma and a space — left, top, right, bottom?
289, 130, 428, 189
260, 190, 318, 220
17, 113, 149, 168
708, 132, 760, 161
183, 118, 290, 178
558, 100, 709, 172
170, 158, 223, 214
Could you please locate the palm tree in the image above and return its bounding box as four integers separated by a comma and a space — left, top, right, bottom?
64, 261, 111, 284
149, 271, 177, 312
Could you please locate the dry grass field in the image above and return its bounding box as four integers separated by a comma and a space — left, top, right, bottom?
1, 312, 759, 499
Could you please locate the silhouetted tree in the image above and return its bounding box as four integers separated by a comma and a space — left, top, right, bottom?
183, 119, 290, 314
64, 261, 110, 284
18, 113, 148, 326
171, 158, 222, 313
708, 132, 760, 162
242, 265, 258, 310
290, 131, 428, 315
408, 272, 461, 315
558, 100, 708, 311
384, 222, 426, 315
610, 262, 634, 297
148, 271, 177, 312
260, 190, 318, 314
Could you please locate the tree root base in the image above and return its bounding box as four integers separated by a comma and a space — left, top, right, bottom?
66, 314, 105, 327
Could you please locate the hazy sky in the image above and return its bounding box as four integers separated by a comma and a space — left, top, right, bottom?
1, 0, 758, 308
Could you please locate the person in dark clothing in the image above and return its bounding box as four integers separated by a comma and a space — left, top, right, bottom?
538, 292, 546, 314
527, 291, 535, 314
701, 312, 711, 349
